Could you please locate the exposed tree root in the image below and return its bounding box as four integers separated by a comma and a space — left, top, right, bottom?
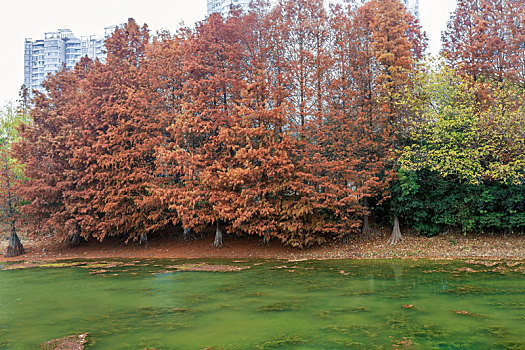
213, 222, 223, 247
388, 216, 403, 244
5, 231, 25, 257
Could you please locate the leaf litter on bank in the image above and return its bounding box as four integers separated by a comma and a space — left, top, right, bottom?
165, 263, 250, 272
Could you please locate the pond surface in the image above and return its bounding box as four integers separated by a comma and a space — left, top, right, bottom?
0, 259, 524, 349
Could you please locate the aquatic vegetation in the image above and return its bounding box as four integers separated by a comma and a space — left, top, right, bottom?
488, 301, 525, 309
339, 290, 376, 296
498, 341, 525, 350
390, 336, 413, 347
184, 294, 209, 305
325, 323, 372, 334
454, 267, 483, 273
92, 308, 192, 336
385, 292, 412, 299
255, 334, 306, 349
411, 324, 448, 339
318, 310, 332, 319
387, 312, 447, 339
171, 308, 191, 313
305, 284, 323, 290
512, 266, 525, 274
442, 285, 499, 295
216, 284, 246, 292
252, 279, 282, 286
351, 306, 370, 312
431, 341, 474, 349
257, 302, 297, 312
452, 310, 485, 318
492, 266, 508, 274
482, 326, 512, 338
319, 306, 371, 319
80, 262, 122, 269
137, 307, 186, 317
331, 339, 368, 348
463, 260, 503, 267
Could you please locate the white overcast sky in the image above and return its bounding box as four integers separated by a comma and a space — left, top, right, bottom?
0, 0, 457, 104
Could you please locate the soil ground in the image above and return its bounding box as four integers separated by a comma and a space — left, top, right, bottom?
1, 228, 524, 262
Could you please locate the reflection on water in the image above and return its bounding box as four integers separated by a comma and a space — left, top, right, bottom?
0, 259, 524, 349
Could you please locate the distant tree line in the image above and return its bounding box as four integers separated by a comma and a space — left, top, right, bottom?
4, 0, 523, 253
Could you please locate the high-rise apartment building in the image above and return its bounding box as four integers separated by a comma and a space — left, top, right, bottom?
207, 0, 251, 17
400, 0, 419, 19
24, 26, 117, 96
339, 0, 420, 19
207, 0, 419, 20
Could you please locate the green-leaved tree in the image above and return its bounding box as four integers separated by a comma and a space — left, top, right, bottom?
1, 103, 30, 257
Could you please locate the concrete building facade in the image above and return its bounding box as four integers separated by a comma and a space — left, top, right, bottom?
24, 26, 117, 96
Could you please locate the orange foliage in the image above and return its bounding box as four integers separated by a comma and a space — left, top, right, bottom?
15, 1, 426, 246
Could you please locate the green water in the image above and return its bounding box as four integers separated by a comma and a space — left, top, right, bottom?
0, 259, 524, 349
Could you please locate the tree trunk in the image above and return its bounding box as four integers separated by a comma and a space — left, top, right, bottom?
340, 234, 352, 245
362, 197, 372, 240
139, 232, 148, 246
182, 227, 191, 241
5, 220, 24, 257
213, 221, 223, 247
362, 214, 371, 239
3, 153, 24, 257
388, 216, 403, 244
66, 221, 82, 247
260, 235, 270, 246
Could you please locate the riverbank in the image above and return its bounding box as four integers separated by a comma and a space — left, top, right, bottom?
2, 229, 524, 262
